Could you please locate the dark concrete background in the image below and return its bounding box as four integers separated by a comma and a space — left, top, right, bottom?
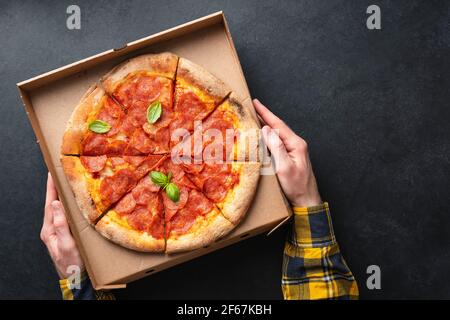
0, 0, 449, 299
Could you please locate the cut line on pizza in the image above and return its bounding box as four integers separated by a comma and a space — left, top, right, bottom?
61, 52, 261, 253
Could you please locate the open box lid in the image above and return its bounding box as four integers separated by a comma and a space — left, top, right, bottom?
18, 12, 292, 290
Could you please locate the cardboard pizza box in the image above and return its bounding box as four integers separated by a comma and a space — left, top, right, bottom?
17, 12, 292, 290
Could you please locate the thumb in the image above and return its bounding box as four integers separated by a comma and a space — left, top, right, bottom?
51, 201, 72, 245
262, 126, 291, 171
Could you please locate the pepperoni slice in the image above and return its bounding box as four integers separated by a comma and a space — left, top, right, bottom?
121, 116, 137, 136
134, 155, 166, 180
82, 134, 108, 155
164, 208, 178, 223
159, 160, 197, 189
162, 186, 189, 220
142, 123, 158, 136
168, 209, 197, 234
104, 97, 125, 118
149, 216, 165, 239
183, 189, 214, 216
132, 188, 153, 206
185, 173, 204, 189
123, 156, 146, 167
105, 140, 128, 155
100, 169, 137, 205
139, 175, 161, 192
114, 74, 164, 111
182, 162, 204, 174
132, 176, 160, 205
169, 113, 195, 133
175, 91, 209, 116
110, 157, 126, 167
154, 127, 170, 154
126, 206, 151, 232
203, 162, 232, 175
126, 194, 164, 239
203, 177, 228, 202
80, 155, 107, 173
127, 105, 148, 128
135, 75, 162, 103
128, 128, 154, 154
115, 193, 136, 216
96, 109, 116, 127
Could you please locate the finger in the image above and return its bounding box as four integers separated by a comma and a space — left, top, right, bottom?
262, 126, 292, 173
45, 172, 58, 207
253, 99, 298, 150
41, 204, 55, 241
42, 173, 58, 238
52, 201, 75, 252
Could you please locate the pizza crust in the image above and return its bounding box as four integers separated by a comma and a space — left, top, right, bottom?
218, 162, 261, 224
177, 58, 231, 104
166, 209, 234, 253
95, 211, 165, 252
101, 52, 179, 93
224, 93, 260, 161
61, 85, 105, 155
60, 156, 102, 224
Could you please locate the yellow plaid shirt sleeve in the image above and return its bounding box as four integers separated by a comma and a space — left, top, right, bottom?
59, 271, 115, 300
282, 202, 359, 300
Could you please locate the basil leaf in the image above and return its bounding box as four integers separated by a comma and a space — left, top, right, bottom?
165, 183, 180, 202
167, 171, 173, 182
88, 120, 111, 133
146, 100, 162, 124
150, 171, 168, 187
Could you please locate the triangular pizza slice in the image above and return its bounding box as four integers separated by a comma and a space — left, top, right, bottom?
181, 160, 261, 224
95, 173, 166, 252
101, 53, 178, 155
172, 93, 260, 162
61, 86, 131, 156
61, 154, 165, 224
169, 58, 231, 148
156, 157, 234, 253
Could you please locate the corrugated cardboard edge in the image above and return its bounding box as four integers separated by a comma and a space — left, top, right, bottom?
17, 11, 292, 290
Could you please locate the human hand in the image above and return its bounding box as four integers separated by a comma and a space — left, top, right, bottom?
40, 172, 85, 279
253, 99, 322, 207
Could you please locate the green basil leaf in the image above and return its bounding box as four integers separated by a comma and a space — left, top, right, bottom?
150, 171, 168, 187
146, 100, 162, 124
165, 183, 180, 202
88, 120, 111, 133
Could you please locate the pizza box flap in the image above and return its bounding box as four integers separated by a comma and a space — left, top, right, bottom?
17, 12, 292, 289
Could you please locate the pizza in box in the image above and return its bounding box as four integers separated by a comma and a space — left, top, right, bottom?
61, 52, 260, 253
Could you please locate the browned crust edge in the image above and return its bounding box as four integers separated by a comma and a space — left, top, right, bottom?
219, 162, 261, 225
166, 209, 234, 253
101, 52, 179, 93
95, 212, 165, 252
61, 85, 105, 155
177, 58, 231, 104
60, 156, 102, 224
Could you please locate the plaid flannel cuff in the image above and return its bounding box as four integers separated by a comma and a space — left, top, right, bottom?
59, 270, 94, 300
59, 271, 115, 300
282, 241, 359, 300
289, 202, 336, 248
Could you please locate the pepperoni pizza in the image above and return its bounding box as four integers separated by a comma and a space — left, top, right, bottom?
61, 52, 260, 253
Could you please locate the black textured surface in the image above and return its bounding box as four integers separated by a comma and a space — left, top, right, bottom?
0, 0, 449, 299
